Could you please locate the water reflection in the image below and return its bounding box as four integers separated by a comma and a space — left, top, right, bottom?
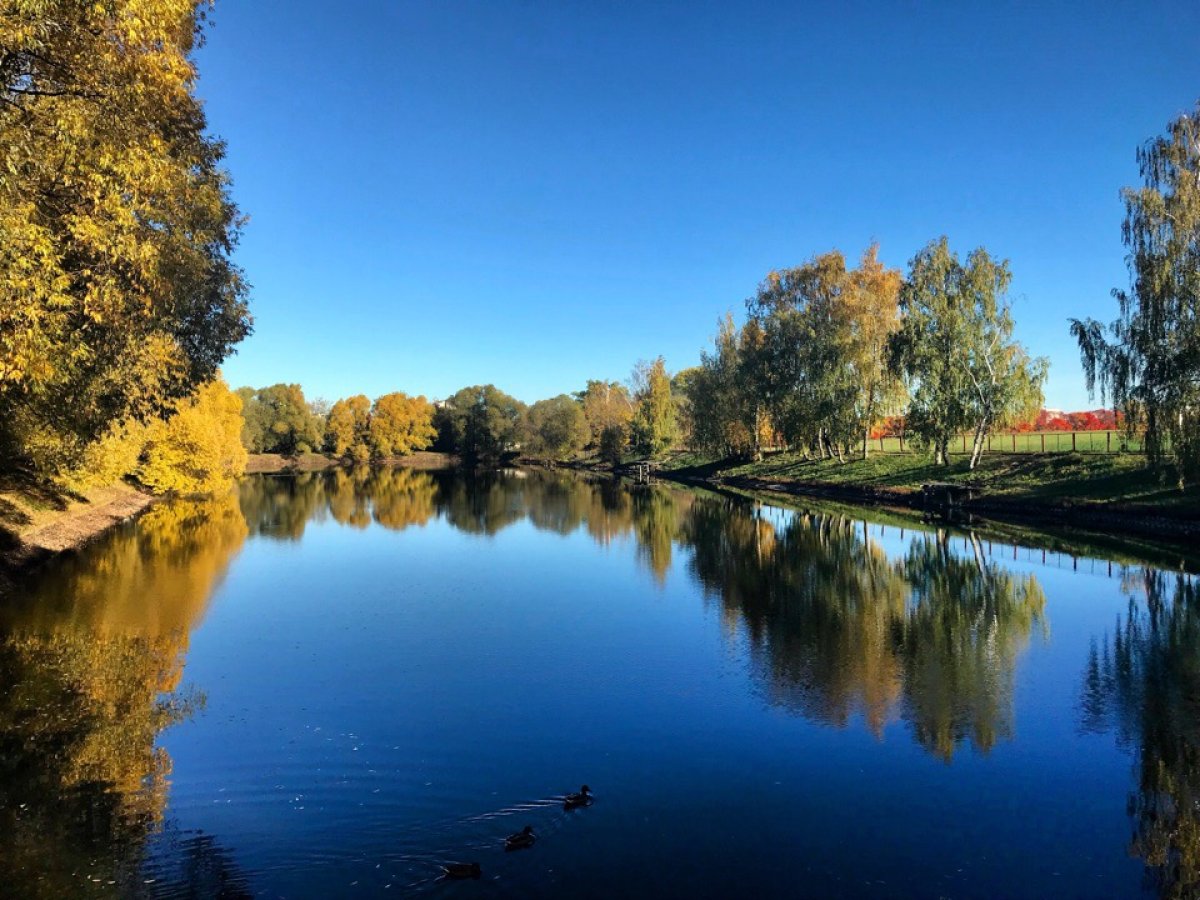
0, 496, 247, 896
680, 495, 1047, 760
6, 469, 1198, 897
237, 471, 1048, 760
1082, 569, 1200, 898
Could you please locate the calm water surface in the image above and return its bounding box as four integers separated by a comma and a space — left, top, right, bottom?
2, 469, 1199, 898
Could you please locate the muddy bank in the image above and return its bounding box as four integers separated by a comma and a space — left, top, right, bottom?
245, 451, 454, 474
0, 482, 155, 587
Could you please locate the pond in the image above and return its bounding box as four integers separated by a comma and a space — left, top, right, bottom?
1, 468, 1198, 898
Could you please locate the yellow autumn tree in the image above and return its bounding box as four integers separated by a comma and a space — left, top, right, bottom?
0, 1, 250, 475
138, 378, 247, 495
367, 392, 436, 458
325, 394, 372, 460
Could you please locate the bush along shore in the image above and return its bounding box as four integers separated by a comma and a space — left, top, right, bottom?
565, 449, 1200, 542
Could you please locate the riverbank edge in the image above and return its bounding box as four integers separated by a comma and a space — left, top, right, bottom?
244, 451, 455, 474
0, 483, 157, 588
0, 451, 459, 586
678, 471, 1199, 538
540, 456, 1200, 544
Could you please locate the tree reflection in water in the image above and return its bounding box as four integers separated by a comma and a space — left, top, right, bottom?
1082, 569, 1200, 899
680, 494, 1046, 760
0, 494, 250, 897
237, 469, 1048, 762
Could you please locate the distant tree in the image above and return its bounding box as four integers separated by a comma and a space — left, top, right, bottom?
246, 384, 323, 455
576, 380, 633, 446
890, 238, 1047, 467
441, 385, 527, 463
1071, 103, 1200, 484
630, 358, 677, 456
236, 387, 270, 453
367, 392, 436, 458
325, 395, 371, 459
526, 395, 589, 460
670, 366, 701, 451
843, 245, 905, 458
598, 423, 627, 467
139, 378, 247, 495
308, 397, 332, 419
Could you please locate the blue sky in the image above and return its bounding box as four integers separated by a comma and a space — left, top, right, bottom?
197, 1, 1200, 410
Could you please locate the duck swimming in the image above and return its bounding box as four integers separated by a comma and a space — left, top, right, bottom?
563, 785, 593, 809
505, 825, 536, 851
441, 862, 482, 880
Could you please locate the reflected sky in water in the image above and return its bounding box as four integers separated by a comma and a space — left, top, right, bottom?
2, 469, 1197, 897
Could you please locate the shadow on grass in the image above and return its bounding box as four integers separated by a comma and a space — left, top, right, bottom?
0, 468, 86, 532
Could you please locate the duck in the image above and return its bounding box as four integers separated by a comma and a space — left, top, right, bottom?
441, 862, 482, 880
563, 785, 593, 809
505, 825, 536, 851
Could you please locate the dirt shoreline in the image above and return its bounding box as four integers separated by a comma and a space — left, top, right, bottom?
0, 483, 156, 587
245, 451, 454, 474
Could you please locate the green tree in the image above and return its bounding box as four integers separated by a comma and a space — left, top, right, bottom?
687, 316, 773, 458
630, 358, 677, 456
440, 385, 527, 464
890, 238, 1046, 467
747, 251, 863, 460
598, 423, 627, 467
367, 392, 436, 459
527, 394, 589, 460
1071, 103, 1200, 484
242, 384, 323, 455
0, 1, 250, 476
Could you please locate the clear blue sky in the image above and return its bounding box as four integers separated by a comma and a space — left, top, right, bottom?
196, 1, 1200, 410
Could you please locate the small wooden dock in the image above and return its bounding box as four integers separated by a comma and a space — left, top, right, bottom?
631, 461, 659, 483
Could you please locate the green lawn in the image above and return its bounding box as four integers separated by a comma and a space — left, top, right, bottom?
658, 448, 1199, 510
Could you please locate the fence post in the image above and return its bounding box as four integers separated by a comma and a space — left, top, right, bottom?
1072, 432, 1076, 451
1041, 434, 1045, 452
1012, 433, 1016, 452
962, 433, 967, 453
1107, 431, 1111, 453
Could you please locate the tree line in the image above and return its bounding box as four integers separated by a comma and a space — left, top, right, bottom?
3, 2, 1196, 492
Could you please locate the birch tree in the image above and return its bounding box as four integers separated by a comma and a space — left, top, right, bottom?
890, 238, 1046, 468
1071, 102, 1200, 484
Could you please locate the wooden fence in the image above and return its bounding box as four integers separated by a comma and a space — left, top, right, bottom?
872, 430, 1154, 455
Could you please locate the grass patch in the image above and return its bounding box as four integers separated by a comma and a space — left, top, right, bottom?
658, 449, 1200, 511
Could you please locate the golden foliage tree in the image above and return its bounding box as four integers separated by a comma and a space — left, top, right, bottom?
325, 394, 371, 460
367, 392, 436, 459
138, 377, 247, 495
0, 1, 251, 475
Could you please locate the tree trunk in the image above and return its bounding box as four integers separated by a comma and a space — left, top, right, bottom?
935, 437, 947, 466
968, 421, 988, 470
862, 428, 870, 460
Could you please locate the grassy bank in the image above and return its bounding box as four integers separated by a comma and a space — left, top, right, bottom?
0, 473, 155, 583
650, 449, 1200, 533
